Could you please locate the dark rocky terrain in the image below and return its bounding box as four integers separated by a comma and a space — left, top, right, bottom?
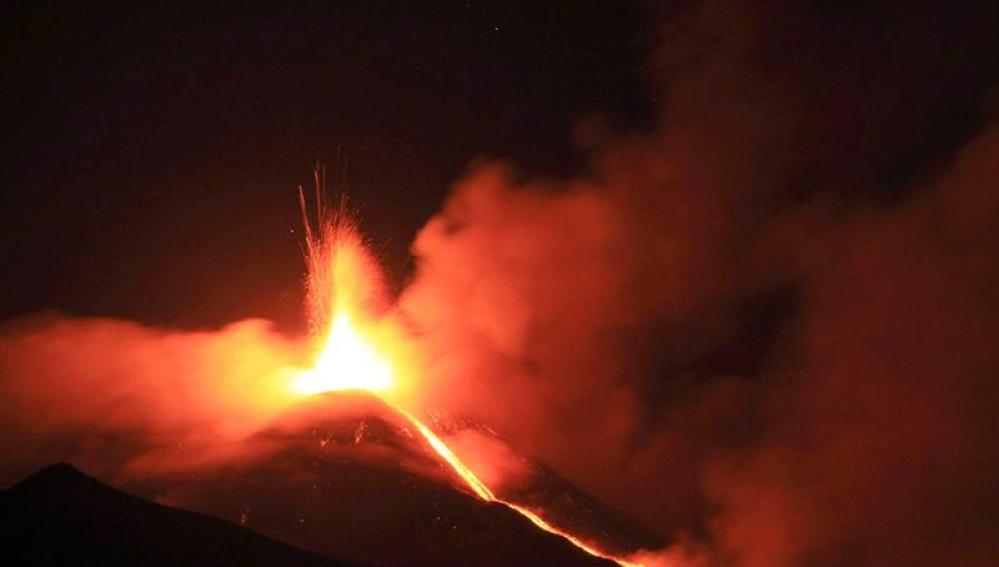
0, 462, 362, 567
161, 392, 618, 567
0, 392, 658, 566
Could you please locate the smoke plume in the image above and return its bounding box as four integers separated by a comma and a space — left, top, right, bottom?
399, 2, 999, 565
0, 314, 306, 487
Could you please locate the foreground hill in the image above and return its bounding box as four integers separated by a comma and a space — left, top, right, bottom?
0, 462, 362, 567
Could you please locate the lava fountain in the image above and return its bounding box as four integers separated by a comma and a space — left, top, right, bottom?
288, 180, 643, 567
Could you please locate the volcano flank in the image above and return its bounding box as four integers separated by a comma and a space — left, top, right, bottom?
159, 392, 622, 566
0, 391, 639, 566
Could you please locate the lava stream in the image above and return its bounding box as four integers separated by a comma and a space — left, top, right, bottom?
399, 408, 642, 567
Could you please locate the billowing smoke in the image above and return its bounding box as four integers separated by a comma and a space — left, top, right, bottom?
399, 2, 999, 565
0, 314, 307, 487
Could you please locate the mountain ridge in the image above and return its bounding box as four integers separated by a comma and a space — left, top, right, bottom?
0, 462, 364, 567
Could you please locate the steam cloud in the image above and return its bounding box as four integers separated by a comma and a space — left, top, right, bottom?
0, 315, 305, 487
2, 2, 999, 566
400, 2, 999, 565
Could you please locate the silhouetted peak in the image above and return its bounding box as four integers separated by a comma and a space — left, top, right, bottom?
8, 462, 117, 502
30, 462, 82, 479
15, 462, 87, 486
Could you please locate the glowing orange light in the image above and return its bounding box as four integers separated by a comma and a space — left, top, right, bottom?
400, 409, 495, 501
292, 311, 394, 395
290, 183, 644, 566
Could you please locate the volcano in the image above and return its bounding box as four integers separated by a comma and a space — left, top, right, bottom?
0, 187, 658, 566
149, 391, 627, 566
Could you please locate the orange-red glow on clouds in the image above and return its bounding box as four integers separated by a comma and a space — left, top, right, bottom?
0, 315, 306, 484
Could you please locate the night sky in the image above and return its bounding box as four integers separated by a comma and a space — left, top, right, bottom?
2, 1, 653, 330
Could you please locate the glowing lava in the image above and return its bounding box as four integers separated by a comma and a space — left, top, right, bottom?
290, 184, 643, 567
291, 311, 393, 395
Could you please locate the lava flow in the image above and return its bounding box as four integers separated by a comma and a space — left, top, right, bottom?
288, 183, 643, 567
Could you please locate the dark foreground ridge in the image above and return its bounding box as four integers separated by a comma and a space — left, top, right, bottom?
0, 463, 363, 567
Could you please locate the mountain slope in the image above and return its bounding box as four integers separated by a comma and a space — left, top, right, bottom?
0, 463, 362, 567
163, 392, 617, 567
434, 414, 665, 557
0, 393, 641, 566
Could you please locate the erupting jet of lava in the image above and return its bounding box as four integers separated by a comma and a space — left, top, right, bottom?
287, 177, 644, 567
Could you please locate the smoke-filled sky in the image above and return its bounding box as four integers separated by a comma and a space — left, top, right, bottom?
4, 2, 999, 566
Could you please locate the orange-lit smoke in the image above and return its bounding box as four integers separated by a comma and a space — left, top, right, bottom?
390, 4, 999, 566
0, 314, 306, 486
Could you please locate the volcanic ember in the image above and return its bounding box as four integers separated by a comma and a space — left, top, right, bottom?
289, 181, 645, 567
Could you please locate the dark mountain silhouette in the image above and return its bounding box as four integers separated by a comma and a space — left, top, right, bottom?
0, 462, 362, 567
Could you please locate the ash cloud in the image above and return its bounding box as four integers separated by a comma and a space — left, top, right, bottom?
400, 1, 999, 565
0, 314, 307, 487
